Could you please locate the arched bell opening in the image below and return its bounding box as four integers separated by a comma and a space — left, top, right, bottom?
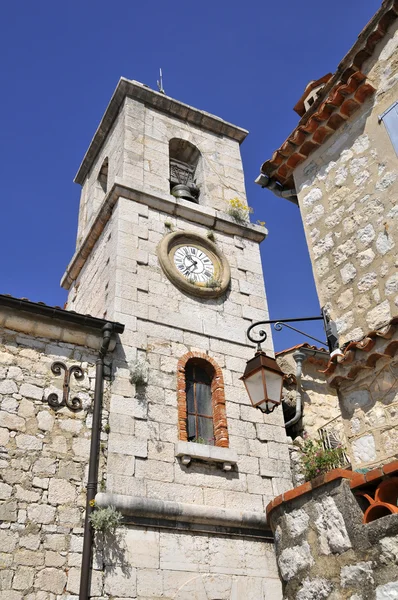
169, 138, 202, 203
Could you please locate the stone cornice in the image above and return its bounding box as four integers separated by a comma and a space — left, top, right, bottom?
96, 492, 272, 539
61, 182, 267, 290
75, 78, 248, 185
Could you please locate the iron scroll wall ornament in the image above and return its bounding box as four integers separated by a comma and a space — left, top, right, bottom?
246, 315, 329, 351
46, 361, 84, 411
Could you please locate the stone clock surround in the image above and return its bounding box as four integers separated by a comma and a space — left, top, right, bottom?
157, 231, 231, 298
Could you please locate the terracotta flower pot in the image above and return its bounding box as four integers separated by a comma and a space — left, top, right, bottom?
363, 501, 398, 524
375, 478, 398, 506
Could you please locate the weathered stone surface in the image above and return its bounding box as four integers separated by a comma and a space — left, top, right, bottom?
352, 434, 376, 464
303, 188, 323, 207
0, 530, 18, 552
0, 412, 25, 431
37, 411, 55, 431
376, 232, 395, 255
278, 541, 314, 581
314, 496, 351, 555
0, 380, 18, 394
366, 300, 391, 329
27, 504, 56, 524
296, 577, 332, 600
104, 566, 137, 597
34, 568, 67, 594
285, 509, 309, 538
16, 434, 43, 451
13, 566, 34, 590
19, 383, 43, 400
340, 561, 374, 587
376, 582, 398, 599
48, 478, 76, 505
340, 263, 357, 284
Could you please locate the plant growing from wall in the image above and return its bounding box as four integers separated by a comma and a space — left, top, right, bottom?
129, 359, 149, 386
204, 277, 222, 290
206, 230, 216, 242
294, 438, 346, 482
164, 221, 174, 231
89, 505, 123, 532
226, 197, 253, 224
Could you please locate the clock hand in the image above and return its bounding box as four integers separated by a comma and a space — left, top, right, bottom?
185, 256, 198, 267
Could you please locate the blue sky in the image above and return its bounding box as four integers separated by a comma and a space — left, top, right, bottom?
0, 0, 381, 351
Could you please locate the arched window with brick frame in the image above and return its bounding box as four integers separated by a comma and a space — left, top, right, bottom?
177, 352, 229, 448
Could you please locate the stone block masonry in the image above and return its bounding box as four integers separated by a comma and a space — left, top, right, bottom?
267, 470, 398, 599
0, 325, 111, 598
293, 20, 398, 345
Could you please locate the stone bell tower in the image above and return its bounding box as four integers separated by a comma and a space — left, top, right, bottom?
61, 79, 290, 599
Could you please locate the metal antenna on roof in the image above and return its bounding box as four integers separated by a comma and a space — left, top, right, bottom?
157, 68, 165, 95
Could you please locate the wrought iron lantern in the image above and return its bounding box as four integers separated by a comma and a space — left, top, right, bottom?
240, 350, 284, 414
241, 312, 334, 414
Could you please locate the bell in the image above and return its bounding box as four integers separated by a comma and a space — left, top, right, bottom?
171, 184, 198, 204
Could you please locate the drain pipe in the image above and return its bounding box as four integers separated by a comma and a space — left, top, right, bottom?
285, 350, 306, 429
284, 347, 330, 429
79, 322, 114, 600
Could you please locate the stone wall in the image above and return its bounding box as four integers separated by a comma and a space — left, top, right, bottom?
267, 470, 398, 600
334, 345, 398, 471
293, 20, 398, 345
0, 324, 109, 599
92, 525, 281, 600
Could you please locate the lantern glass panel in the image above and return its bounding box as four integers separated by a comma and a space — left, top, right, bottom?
265, 369, 283, 403
245, 369, 265, 406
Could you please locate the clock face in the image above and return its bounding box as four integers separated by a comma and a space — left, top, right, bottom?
173, 246, 215, 283
157, 231, 231, 298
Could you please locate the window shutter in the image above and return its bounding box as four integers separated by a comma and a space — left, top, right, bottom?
380, 101, 398, 156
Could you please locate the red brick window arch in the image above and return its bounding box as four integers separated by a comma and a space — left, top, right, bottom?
177, 352, 229, 448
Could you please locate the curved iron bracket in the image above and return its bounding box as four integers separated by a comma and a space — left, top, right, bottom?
274, 322, 327, 346
46, 361, 85, 411
245, 315, 327, 350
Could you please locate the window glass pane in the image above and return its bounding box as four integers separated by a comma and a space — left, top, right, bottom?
186, 380, 195, 413
198, 417, 214, 445
196, 382, 212, 416
194, 366, 211, 385
381, 101, 398, 156
187, 414, 196, 440
186, 364, 194, 382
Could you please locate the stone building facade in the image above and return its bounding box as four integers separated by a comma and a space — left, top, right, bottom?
0, 80, 293, 598
260, 1, 398, 346
259, 0, 398, 473
0, 298, 119, 599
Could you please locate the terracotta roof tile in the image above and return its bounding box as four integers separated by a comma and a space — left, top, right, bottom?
293, 74, 333, 117
322, 316, 398, 386
276, 342, 329, 357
